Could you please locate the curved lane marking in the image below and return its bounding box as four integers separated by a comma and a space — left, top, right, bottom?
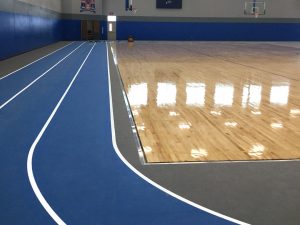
27, 43, 96, 225
106, 42, 250, 225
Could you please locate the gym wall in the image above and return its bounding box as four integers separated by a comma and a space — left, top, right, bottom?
1, 0, 300, 60
102, 0, 300, 41
0, 0, 62, 60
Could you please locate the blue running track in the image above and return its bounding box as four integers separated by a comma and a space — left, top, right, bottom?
0, 42, 241, 225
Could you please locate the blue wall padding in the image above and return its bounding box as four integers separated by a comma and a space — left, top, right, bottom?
61, 20, 82, 41
0, 10, 62, 60
100, 20, 108, 40
117, 21, 300, 41
2, 7, 300, 60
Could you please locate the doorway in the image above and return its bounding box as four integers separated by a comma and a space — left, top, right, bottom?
81, 20, 100, 40
107, 15, 117, 41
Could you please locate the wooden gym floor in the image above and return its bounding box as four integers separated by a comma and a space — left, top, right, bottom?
116, 41, 300, 163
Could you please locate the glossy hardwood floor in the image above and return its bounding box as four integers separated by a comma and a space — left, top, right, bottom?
115, 41, 300, 163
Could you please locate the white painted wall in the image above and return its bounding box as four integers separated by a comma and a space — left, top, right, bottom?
102, 0, 300, 18
17, 0, 62, 12
59, 0, 300, 18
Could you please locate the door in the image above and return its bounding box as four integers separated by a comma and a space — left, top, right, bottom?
81, 20, 100, 40
81, 20, 88, 40
107, 15, 116, 41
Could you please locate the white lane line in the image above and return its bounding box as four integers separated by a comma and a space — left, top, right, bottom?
106, 42, 251, 225
0, 42, 85, 110
0, 42, 75, 80
27, 43, 96, 225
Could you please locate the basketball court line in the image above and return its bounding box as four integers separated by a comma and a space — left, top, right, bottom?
106, 42, 250, 225
0, 42, 85, 110
210, 54, 300, 82
27, 43, 96, 225
0, 42, 75, 80
177, 45, 300, 82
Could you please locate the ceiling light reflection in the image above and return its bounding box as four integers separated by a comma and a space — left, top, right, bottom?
242, 84, 262, 108
157, 82, 177, 107
186, 83, 206, 107
270, 84, 289, 105
137, 124, 145, 131
169, 111, 180, 116
191, 149, 208, 158
214, 83, 234, 107
224, 121, 238, 127
143, 146, 152, 154
132, 109, 139, 116
210, 110, 222, 116
290, 109, 300, 117
251, 111, 262, 115
271, 122, 283, 129
128, 83, 148, 107
179, 122, 191, 129
248, 143, 265, 158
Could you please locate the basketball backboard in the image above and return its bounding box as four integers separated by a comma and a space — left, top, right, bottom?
244, 1, 266, 16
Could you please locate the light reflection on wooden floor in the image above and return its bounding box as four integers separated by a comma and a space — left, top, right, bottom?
115, 41, 300, 163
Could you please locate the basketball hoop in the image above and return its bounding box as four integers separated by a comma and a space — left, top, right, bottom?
244, 1, 266, 17
126, 8, 138, 15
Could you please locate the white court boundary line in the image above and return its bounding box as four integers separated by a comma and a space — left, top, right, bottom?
27, 43, 96, 225
0, 42, 74, 80
106, 42, 250, 225
0, 42, 85, 110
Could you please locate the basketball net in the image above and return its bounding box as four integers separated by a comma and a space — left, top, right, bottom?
254, 12, 259, 18
127, 7, 137, 15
